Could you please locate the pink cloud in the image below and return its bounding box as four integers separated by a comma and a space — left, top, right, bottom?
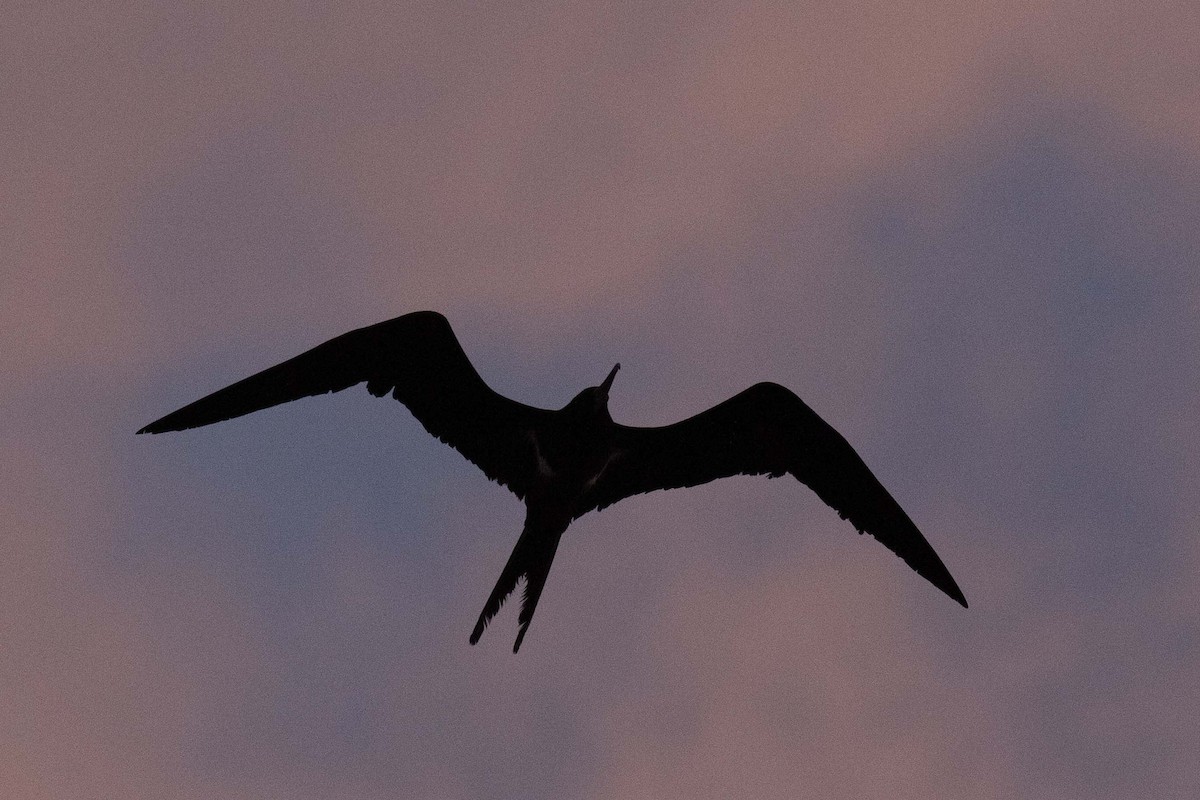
4, 1, 1200, 797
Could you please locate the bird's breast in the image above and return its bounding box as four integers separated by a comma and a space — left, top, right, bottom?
526, 429, 619, 495
529, 431, 556, 479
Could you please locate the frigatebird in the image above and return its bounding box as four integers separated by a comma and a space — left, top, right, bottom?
139, 311, 967, 651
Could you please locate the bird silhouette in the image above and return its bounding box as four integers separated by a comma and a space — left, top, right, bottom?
138, 311, 967, 651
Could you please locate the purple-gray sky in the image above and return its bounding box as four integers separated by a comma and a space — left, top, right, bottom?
5, 2, 1198, 797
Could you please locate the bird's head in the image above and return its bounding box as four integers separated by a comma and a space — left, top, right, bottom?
564, 363, 620, 421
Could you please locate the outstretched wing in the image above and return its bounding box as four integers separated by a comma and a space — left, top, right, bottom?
589, 382, 967, 607
138, 311, 553, 498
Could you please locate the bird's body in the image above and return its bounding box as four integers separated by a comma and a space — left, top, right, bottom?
139, 311, 967, 651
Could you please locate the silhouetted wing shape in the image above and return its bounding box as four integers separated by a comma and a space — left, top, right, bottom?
590, 382, 967, 607
137, 311, 553, 498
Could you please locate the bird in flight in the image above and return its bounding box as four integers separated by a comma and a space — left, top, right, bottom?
139, 311, 966, 651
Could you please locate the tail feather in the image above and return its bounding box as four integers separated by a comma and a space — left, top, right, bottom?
469, 539, 527, 645
470, 514, 566, 652
512, 534, 562, 653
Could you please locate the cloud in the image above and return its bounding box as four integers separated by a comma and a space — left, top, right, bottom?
5, 2, 1200, 798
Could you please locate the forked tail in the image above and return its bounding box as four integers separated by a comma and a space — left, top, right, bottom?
470, 511, 567, 652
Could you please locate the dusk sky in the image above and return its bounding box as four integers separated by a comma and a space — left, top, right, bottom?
5, 2, 1199, 797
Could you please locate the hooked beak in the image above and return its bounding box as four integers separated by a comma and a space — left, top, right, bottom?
599, 363, 620, 395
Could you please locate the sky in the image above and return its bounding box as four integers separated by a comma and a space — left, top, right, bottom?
4, 2, 1199, 798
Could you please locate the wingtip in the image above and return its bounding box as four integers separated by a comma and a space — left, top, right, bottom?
137, 414, 176, 434
944, 581, 969, 609
137, 414, 195, 435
